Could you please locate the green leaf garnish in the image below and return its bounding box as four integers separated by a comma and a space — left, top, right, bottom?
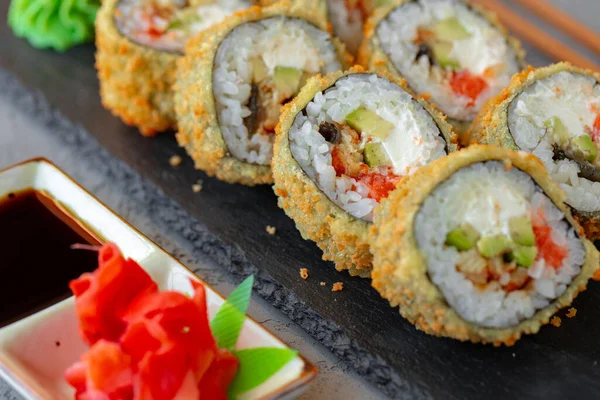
210, 275, 254, 349
228, 347, 298, 398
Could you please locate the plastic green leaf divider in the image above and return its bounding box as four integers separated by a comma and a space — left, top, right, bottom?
228, 347, 298, 399
8, 0, 100, 52
211, 275, 299, 399
211, 275, 254, 350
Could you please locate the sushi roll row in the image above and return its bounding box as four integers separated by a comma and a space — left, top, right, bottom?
96, 0, 525, 138
94, 0, 600, 345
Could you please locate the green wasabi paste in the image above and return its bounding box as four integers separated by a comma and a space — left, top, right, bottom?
8, 0, 100, 52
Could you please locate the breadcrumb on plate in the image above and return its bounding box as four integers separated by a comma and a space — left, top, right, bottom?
551, 316, 562, 327
266, 225, 276, 235
169, 155, 182, 167
566, 308, 577, 318
320, 282, 326, 286
300, 268, 308, 280
192, 180, 203, 193
332, 282, 343, 292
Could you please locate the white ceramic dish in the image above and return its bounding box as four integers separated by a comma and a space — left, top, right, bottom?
0, 158, 317, 400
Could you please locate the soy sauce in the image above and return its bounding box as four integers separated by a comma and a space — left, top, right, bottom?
0, 189, 102, 328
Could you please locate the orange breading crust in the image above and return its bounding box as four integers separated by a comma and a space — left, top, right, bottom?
369, 145, 599, 346
174, 2, 351, 186
471, 62, 600, 239
261, 0, 328, 21
357, 0, 525, 141
272, 66, 457, 278
332, 282, 344, 292
300, 268, 309, 280
95, 0, 179, 136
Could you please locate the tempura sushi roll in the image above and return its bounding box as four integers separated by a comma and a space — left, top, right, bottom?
474, 63, 600, 240
96, 0, 256, 135
358, 0, 524, 139
273, 67, 457, 277
370, 145, 599, 345
175, 3, 350, 185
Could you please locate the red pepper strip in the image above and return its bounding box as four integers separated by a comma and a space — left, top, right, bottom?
533, 224, 568, 269
450, 70, 489, 105
331, 147, 346, 176
591, 114, 600, 143
357, 166, 403, 202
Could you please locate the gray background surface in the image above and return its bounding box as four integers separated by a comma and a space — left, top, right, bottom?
0, 1, 598, 399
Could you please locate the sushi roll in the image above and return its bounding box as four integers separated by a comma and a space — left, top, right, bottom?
273, 67, 457, 277
370, 145, 599, 345
358, 0, 525, 140
472, 63, 600, 240
96, 0, 257, 135
174, 2, 350, 185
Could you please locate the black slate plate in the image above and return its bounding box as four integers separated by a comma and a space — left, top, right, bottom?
2, 5, 600, 398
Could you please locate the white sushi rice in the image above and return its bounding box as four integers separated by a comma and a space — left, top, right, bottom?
290, 74, 447, 221
415, 161, 584, 328
327, 0, 363, 54
213, 17, 341, 165
376, 0, 520, 121
116, 0, 251, 52
508, 72, 600, 212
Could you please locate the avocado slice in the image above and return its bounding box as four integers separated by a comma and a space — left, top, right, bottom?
364, 142, 392, 167
251, 58, 269, 83
273, 66, 303, 95
432, 42, 460, 70
345, 107, 394, 140
433, 17, 471, 41
572, 134, 598, 163
508, 216, 535, 246
544, 116, 570, 147
167, 9, 202, 31
445, 223, 480, 251
477, 234, 512, 258
511, 245, 538, 267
